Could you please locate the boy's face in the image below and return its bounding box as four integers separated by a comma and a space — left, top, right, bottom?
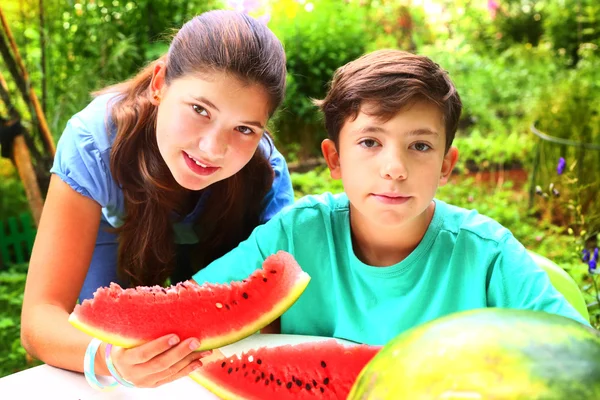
322, 100, 458, 230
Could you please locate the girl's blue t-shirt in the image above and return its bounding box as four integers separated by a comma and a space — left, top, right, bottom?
50, 93, 294, 300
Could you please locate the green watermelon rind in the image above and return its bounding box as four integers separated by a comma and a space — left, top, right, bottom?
190, 372, 246, 400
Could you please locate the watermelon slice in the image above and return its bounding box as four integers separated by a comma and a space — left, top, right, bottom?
68, 251, 310, 350
190, 340, 381, 399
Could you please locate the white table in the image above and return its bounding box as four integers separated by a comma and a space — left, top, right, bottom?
0, 334, 346, 399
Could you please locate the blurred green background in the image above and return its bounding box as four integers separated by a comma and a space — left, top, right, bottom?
1, 0, 599, 377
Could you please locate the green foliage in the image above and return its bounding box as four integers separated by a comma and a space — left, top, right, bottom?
0, 167, 28, 220
0, 264, 43, 378
531, 51, 600, 236
542, 0, 600, 64
269, 0, 368, 158
291, 166, 343, 200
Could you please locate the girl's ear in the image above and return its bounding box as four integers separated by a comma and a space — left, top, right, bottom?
439, 146, 459, 186
321, 139, 342, 180
149, 61, 167, 105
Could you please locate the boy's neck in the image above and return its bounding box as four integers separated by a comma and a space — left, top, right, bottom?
349, 201, 435, 267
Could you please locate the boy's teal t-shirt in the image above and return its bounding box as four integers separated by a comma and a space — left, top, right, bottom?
192, 192, 589, 345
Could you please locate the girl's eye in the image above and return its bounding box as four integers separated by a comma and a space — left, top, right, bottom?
412, 142, 431, 152
192, 104, 209, 117
359, 139, 379, 148
236, 126, 255, 135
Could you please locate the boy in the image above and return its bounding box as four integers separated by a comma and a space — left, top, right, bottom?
192, 50, 589, 345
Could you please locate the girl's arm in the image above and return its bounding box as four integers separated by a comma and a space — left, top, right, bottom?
21, 175, 205, 387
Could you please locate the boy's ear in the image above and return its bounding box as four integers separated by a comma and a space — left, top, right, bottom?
321, 139, 342, 180
149, 61, 167, 105
439, 146, 459, 186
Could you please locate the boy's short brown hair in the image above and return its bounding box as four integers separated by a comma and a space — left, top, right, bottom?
314, 49, 462, 152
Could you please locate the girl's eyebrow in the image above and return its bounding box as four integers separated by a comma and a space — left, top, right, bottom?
192, 95, 265, 130
192, 96, 220, 111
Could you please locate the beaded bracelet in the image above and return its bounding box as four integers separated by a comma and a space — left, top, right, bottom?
105, 343, 135, 388
84, 338, 118, 391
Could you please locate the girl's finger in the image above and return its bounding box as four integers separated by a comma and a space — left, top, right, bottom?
152, 360, 203, 388
144, 352, 206, 387
125, 334, 181, 364
135, 337, 202, 376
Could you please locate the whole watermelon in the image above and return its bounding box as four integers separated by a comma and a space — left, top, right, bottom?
349, 308, 600, 400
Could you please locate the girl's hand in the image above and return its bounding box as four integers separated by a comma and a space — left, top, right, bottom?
108, 334, 211, 388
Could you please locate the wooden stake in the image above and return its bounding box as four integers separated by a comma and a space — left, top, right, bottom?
0, 5, 55, 156
0, 71, 44, 227
12, 135, 43, 226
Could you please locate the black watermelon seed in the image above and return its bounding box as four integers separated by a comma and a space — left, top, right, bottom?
242, 364, 246, 369
242, 292, 249, 299
233, 300, 238, 305
244, 372, 248, 377
225, 304, 230, 310
277, 379, 282, 385
257, 359, 262, 365
242, 279, 247, 283
252, 370, 256, 374
263, 278, 268, 282
312, 379, 317, 387
305, 383, 311, 390
221, 362, 226, 368
235, 367, 239, 372
323, 377, 330, 385
270, 373, 274, 381
265, 380, 269, 385
296, 379, 302, 387
320, 387, 325, 393
270, 270, 277, 273
227, 367, 233, 374
161, 288, 167, 293
286, 382, 293, 389
255, 376, 260, 383
321, 361, 327, 368
261, 372, 265, 379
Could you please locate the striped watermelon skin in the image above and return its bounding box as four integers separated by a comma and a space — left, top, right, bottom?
69, 251, 311, 350
190, 340, 381, 400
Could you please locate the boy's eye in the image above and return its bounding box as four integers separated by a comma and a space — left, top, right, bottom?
192, 104, 209, 117
412, 142, 431, 152
359, 139, 379, 148
236, 126, 255, 135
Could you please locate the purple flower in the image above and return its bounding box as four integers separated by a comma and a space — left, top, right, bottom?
557, 157, 566, 175
594, 247, 599, 262
589, 259, 597, 274
582, 249, 590, 262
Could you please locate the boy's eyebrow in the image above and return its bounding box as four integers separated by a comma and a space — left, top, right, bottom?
406, 128, 440, 137
354, 126, 440, 137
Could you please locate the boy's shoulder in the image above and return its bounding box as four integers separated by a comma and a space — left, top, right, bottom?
276, 192, 349, 221
435, 199, 513, 245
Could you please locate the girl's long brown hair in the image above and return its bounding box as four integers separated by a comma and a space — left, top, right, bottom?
96, 11, 287, 286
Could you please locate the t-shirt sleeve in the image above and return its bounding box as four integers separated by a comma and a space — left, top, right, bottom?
192, 213, 292, 284
49, 117, 112, 207
487, 234, 590, 326
259, 138, 294, 223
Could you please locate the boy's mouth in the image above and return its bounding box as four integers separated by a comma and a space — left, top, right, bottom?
371, 193, 411, 205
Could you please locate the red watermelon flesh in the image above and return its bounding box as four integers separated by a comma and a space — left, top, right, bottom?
190, 340, 382, 400
69, 251, 311, 350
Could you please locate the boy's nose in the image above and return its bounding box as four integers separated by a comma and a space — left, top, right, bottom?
198, 127, 227, 160
380, 156, 407, 180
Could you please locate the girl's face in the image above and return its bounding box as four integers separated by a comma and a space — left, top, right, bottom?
151, 64, 271, 191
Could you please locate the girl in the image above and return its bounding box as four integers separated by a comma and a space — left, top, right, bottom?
21, 10, 292, 388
